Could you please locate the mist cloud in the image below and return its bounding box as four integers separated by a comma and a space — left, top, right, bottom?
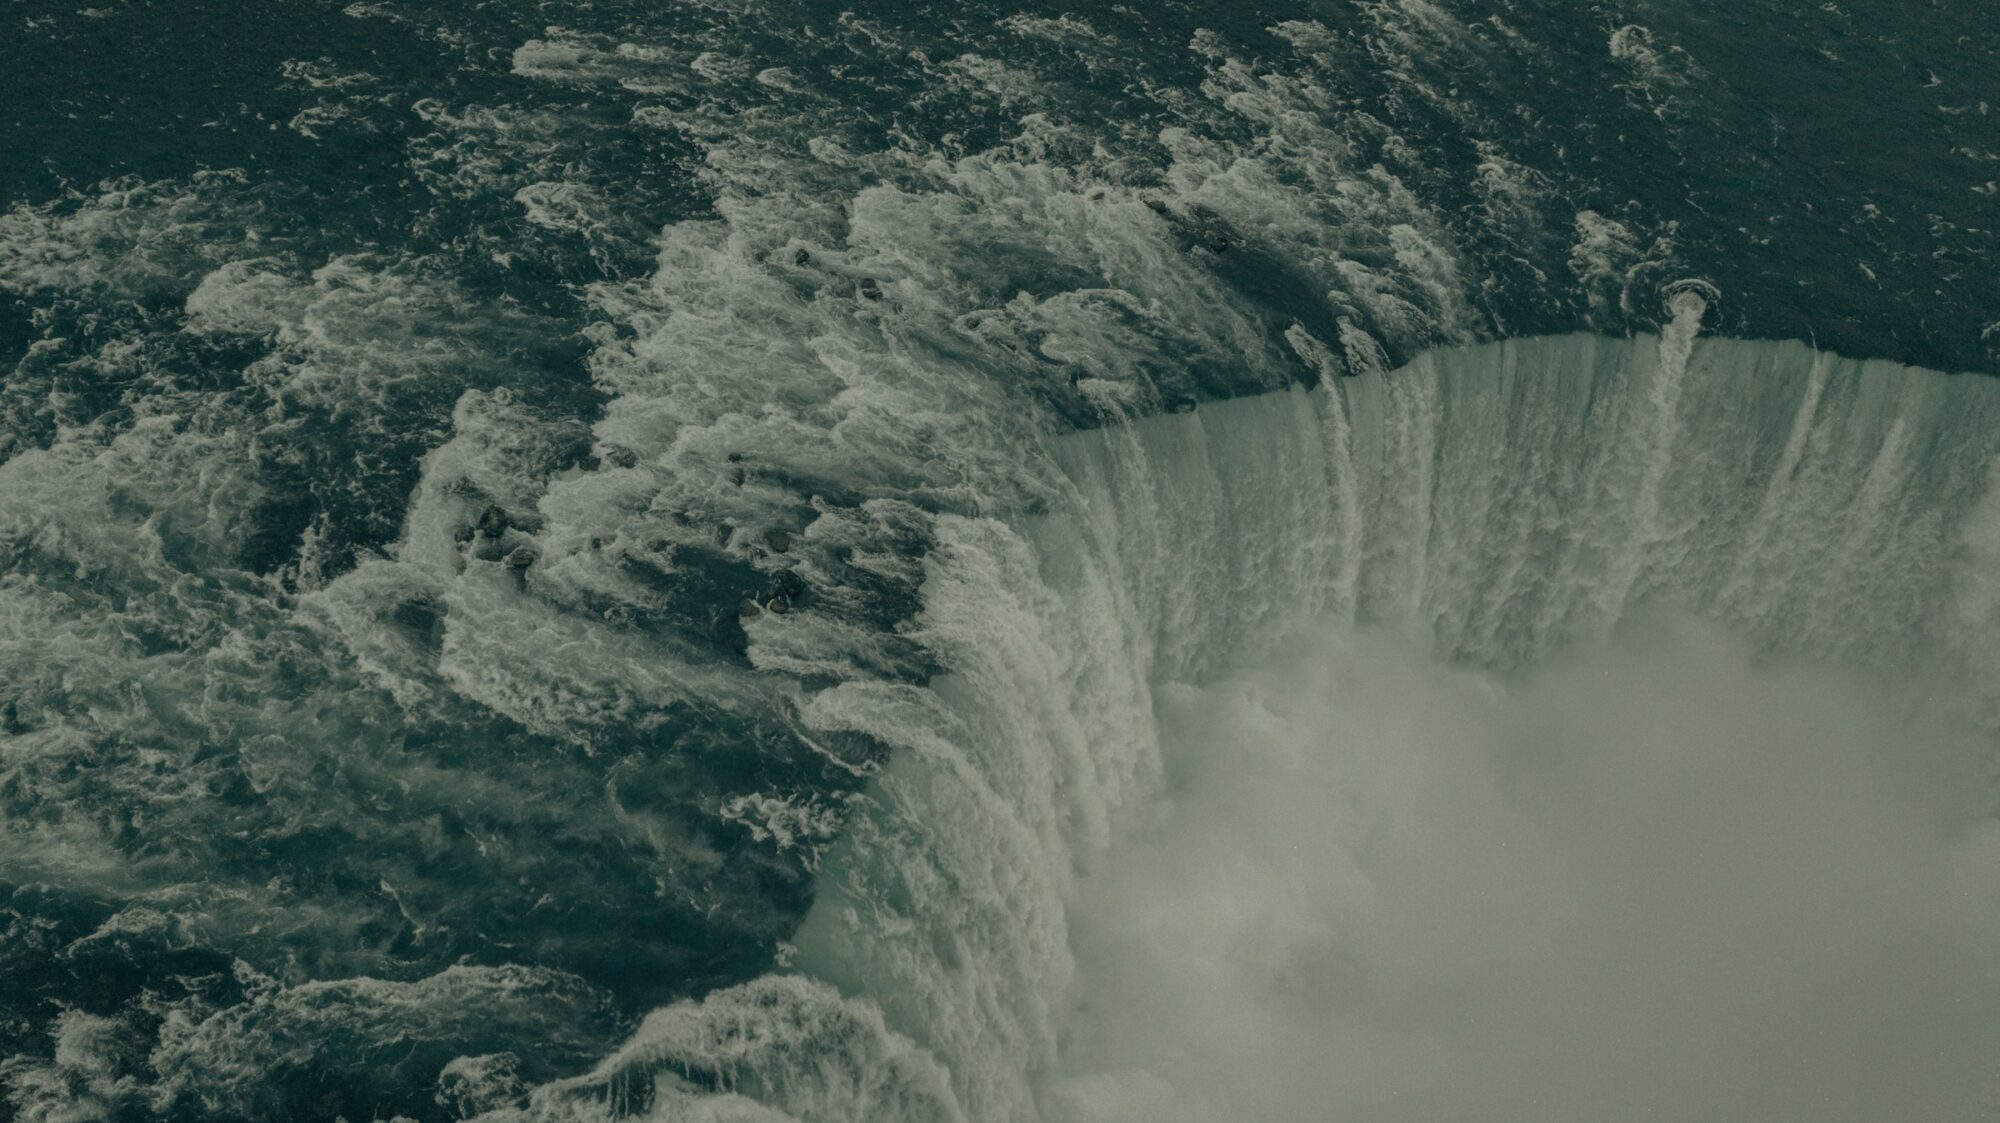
1050, 610, 2000, 1122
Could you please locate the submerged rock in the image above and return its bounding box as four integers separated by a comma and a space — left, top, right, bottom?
762, 569, 806, 606
477, 505, 510, 538
503, 545, 538, 569
436, 1052, 526, 1118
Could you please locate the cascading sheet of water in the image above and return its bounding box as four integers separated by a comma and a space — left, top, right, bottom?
514, 319, 2000, 1122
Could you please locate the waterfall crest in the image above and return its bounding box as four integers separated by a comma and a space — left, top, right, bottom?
520, 333, 2000, 1122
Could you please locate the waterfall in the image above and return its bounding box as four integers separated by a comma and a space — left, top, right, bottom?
518, 333, 2000, 1122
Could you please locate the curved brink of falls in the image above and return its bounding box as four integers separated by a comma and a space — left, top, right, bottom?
521, 326, 2000, 1122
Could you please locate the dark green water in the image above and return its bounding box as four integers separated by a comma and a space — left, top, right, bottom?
1, 2, 1996, 1120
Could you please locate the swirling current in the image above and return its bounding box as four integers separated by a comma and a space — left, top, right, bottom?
1, 2, 1997, 1121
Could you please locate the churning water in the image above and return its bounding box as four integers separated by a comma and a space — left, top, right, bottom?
3, 2, 1997, 1120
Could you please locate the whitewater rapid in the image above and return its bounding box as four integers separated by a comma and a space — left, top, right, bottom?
8, 5, 2000, 1119
508, 323, 2000, 1122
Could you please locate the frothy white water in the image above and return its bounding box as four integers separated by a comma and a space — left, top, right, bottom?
514, 332, 2000, 1122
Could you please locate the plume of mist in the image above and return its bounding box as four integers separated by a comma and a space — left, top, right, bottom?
1052, 610, 2000, 1123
